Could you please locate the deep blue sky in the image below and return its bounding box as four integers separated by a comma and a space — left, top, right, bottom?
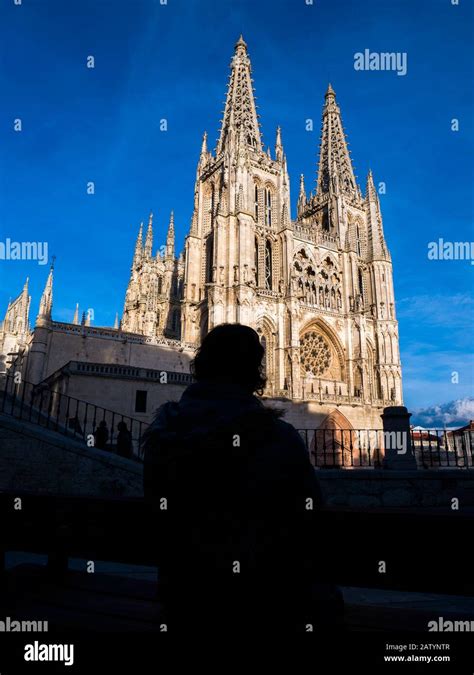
0, 0, 472, 413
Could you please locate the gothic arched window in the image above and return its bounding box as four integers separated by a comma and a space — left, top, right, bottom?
210, 184, 215, 226
322, 206, 330, 231
172, 309, 179, 332
260, 335, 267, 377
254, 185, 259, 222
205, 234, 214, 283
358, 268, 364, 298
265, 188, 272, 227
157, 277, 162, 294
265, 240, 272, 290
255, 237, 259, 286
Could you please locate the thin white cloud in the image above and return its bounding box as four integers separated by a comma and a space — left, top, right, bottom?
397, 293, 474, 329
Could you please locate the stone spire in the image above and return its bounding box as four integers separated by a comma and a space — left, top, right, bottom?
85, 309, 91, 327
217, 35, 262, 154
166, 211, 175, 259
316, 84, 357, 197
1, 277, 30, 334
133, 222, 144, 267
22, 277, 30, 325
275, 126, 283, 162
73, 303, 79, 325
366, 169, 378, 202
366, 170, 389, 260
200, 131, 208, 157
113, 312, 119, 329
36, 262, 53, 325
297, 173, 306, 217
144, 212, 153, 257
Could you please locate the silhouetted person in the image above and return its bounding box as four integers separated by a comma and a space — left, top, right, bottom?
117, 421, 133, 458
68, 415, 83, 436
94, 420, 109, 450
143, 324, 342, 633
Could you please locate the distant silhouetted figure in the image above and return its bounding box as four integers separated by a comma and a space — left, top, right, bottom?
68, 415, 83, 436
94, 420, 109, 450
143, 323, 342, 633
117, 421, 133, 458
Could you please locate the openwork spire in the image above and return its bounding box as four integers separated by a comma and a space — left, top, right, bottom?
133, 222, 143, 267
166, 211, 175, 258
144, 212, 153, 257
316, 84, 357, 197
366, 169, 378, 203
201, 131, 208, 156
297, 173, 306, 217
366, 170, 389, 260
217, 36, 262, 154
275, 126, 283, 161
37, 263, 53, 323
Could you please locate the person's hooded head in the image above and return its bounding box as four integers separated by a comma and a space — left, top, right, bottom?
191, 323, 266, 395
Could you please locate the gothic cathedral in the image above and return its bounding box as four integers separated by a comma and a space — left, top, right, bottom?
121, 36, 402, 406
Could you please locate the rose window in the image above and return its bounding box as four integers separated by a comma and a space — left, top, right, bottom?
300, 331, 332, 377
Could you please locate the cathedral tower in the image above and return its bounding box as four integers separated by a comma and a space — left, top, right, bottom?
120, 36, 402, 406
121, 211, 184, 339
181, 36, 292, 392
0, 277, 31, 373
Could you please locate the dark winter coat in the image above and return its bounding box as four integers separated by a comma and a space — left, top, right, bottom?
143, 380, 326, 632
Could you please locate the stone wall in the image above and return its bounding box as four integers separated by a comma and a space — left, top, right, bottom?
266, 398, 385, 431
22, 324, 194, 384
0, 414, 143, 498
318, 469, 474, 509
65, 374, 186, 426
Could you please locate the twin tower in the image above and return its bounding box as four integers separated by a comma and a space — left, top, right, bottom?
121, 36, 402, 405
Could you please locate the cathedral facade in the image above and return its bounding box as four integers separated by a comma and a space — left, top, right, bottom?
120, 36, 402, 407
1, 36, 402, 429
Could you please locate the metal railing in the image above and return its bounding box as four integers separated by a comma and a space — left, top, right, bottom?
298, 427, 474, 469
411, 429, 474, 469
0, 375, 148, 462
298, 428, 384, 468
2, 373, 471, 471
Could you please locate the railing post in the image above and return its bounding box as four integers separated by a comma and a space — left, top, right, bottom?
381, 406, 417, 470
